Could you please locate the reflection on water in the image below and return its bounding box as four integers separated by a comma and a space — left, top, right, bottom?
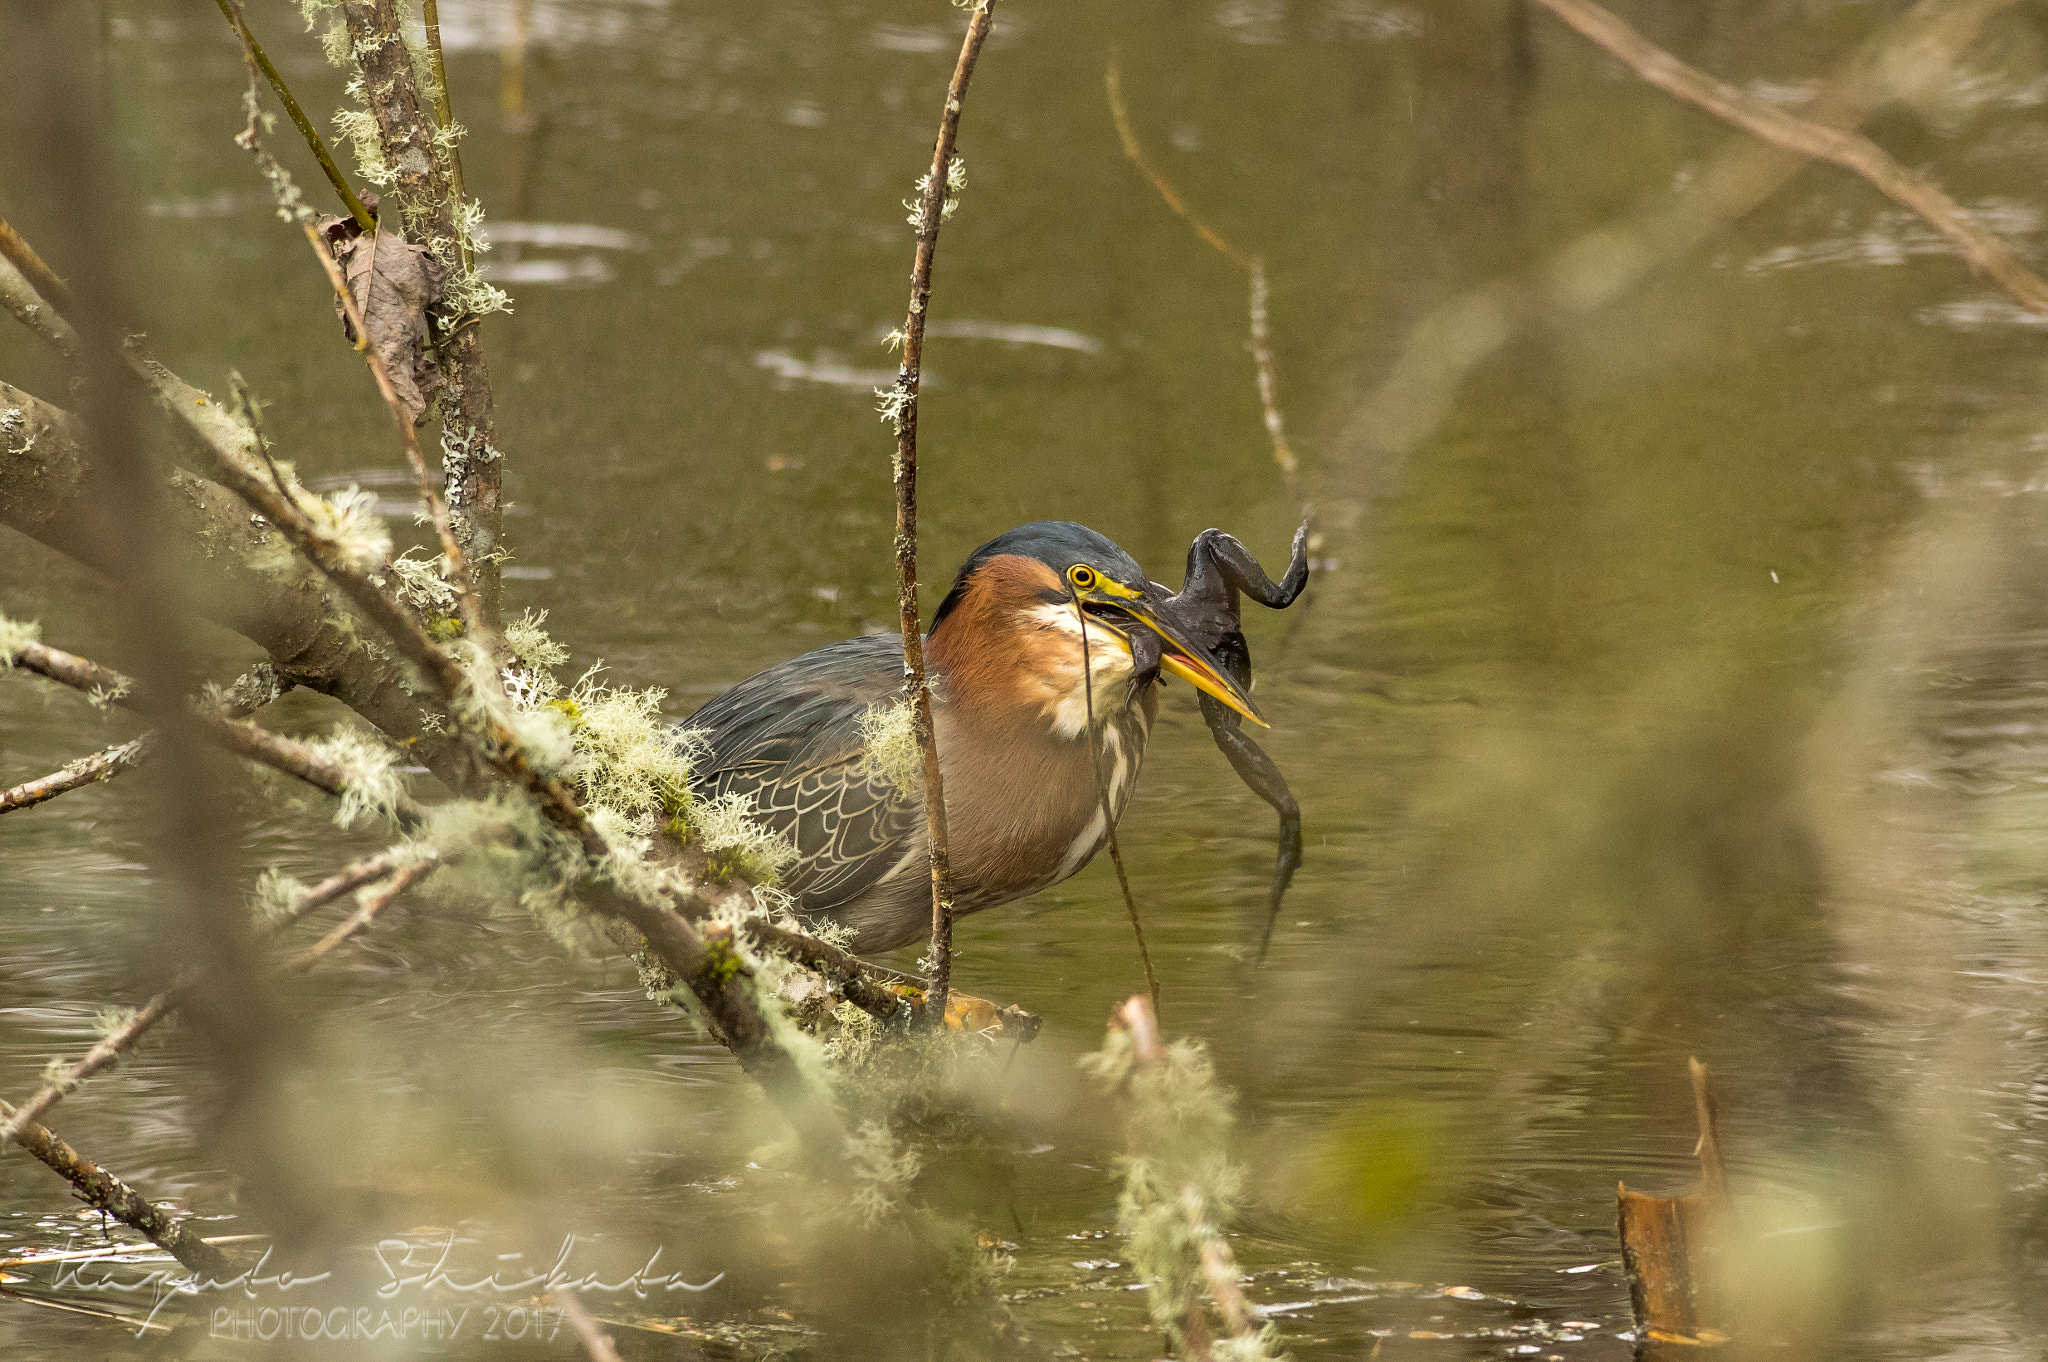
7, 0, 2048, 1355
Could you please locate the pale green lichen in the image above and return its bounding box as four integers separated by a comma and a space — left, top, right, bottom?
385, 548, 458, 615
303, 485, 391, 570
504, 608, 569, 673
0, 613, 40, 666
904, 154, 967, 229
252, 868, 309, 923
331, 102, 392, 189
692, 791, 799, 885
823, 999, 879, 1067
93, 1005, 140, 1041
565, 674, 695, 823
856, 697, 923, 800
1081, 1027, 1284, 1360
846, 1120, 922, 1227
305, 727, 405, 829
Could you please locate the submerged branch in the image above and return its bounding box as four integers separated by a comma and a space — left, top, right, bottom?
888, 0, 995, 1026
1532, 0, 2048, 320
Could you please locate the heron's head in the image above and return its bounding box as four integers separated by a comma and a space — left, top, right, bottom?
928, 521, 1265, 727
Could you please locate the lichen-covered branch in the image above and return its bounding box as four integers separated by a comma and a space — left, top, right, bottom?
883, 0, 994, 1025
1532, 0, 2048, 320
336, 0, 503, 623
0, 377, 476, 786
1083, 995, 1279, 1362
213, 0, 373, 230
0, 736, 149, 814
1, 634, 428, 826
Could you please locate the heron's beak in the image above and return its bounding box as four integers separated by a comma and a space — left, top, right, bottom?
1084, 588, 1267, 728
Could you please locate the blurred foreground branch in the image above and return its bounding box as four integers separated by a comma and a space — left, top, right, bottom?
1342, 0, 2018, 471
1533, 0, 2048, 319
1084, 995, 1277, 1362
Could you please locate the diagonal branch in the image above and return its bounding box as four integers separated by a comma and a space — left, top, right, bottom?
212, 0, 373, 230
0, 1098, 233, 1282
1, 847, 423, 1141
1532, 0, 2048, 319
0, 736, 149, 814
885, 0, 995, 1027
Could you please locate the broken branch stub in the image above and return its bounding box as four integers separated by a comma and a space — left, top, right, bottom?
1615, 1057, 1733, 1347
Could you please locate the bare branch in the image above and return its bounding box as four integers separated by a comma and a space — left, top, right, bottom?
1532, 0, 2048, 320
0, 217, 78, 317
212, 0, 373, 230
0, 241, 79, 359
887, 0, 995, 1026
285, 854, 437, 970
2, 636, 428, 825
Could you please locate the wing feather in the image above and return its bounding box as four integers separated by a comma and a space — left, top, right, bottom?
686, 636, 922, 911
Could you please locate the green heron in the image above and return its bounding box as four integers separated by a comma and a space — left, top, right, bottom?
687, 521, 1305, 955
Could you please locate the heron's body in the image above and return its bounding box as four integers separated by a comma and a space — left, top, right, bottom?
690, 549, 1157, 953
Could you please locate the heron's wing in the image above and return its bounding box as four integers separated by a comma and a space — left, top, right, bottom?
685, 635, 922, 910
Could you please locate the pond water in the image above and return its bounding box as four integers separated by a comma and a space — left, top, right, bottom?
7, 0, 2048, 1356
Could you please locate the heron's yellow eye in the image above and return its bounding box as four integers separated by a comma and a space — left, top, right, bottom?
1068, 564, 1096, 591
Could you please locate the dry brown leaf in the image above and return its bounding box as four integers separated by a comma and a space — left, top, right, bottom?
317, 201, 447, 423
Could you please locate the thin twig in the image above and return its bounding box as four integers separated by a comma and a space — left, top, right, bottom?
214, 0, 374, 230
887, 0, 995, 1027
3, 636, 428, 826
0, 736, 149, 814
0, 243, 80, 358
0, 1097, 231, 1281
419, 0, 473, 273
1532, 0, 2048, 320
285, 854, 437, 969
1106, 57, 1305, 515
1, 847, 422, 1146
0, 217, 78, 317
1075, 596, 1160, 1014
551, 1290, 624, 1362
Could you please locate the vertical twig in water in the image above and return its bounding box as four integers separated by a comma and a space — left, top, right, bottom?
1106, 57, 1308, 519
419, 0, 472, 272
885, 0, 996, 1026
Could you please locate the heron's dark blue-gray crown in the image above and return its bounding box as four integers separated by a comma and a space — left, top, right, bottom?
930, 521, 1147, 633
